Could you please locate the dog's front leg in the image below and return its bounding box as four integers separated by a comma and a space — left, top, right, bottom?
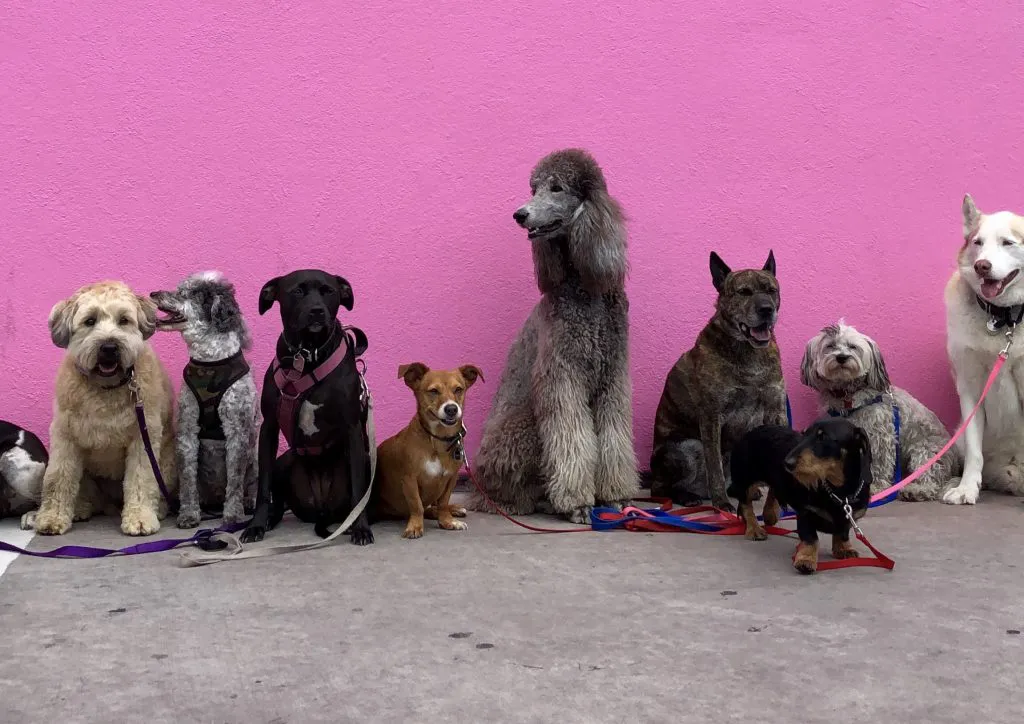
793, 514, 819, 574
943, 375, 987, 505
593, 369, 639, 507
240, 415, 279, 543
33, 421, 84, 536
122, 423, 167, 536
175, 391, 202, 528
220, 384, 256, 525
699, 412, 733, 513
344, 416, 374, 546
533, 357, 598, 524
435, 474, 467, 532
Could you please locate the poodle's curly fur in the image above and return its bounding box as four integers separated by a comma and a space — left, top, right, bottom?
467, 149, 639, 523
801, 320, 963, 501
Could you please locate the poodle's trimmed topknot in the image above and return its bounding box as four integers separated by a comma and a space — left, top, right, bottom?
530, 148, 608, 198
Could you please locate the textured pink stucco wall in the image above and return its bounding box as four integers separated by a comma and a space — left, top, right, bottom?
3, 2, 1023, 464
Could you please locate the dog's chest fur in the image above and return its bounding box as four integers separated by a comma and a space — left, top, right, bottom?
545, 286, 628, 390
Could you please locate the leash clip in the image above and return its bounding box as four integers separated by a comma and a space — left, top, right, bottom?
1001, 325, 1016, 357
842, 500, 863, 536
127, 371, 142, 406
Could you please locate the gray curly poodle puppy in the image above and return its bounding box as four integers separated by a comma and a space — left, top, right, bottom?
800, 320, 963, 501
467, 149, 639, 523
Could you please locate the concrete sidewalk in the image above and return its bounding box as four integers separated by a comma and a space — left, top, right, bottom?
1, 494, 1022, 723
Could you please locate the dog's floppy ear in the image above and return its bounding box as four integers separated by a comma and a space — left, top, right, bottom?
334, 275, 354, 311
258, 277, 280, 316
398, 362, 429, 389
864, 335, 891, 391
762, 250, 776, 277
709, 252, 731, 292
459, 365, 485, 388
962, 194, 982, 237
854, 427, 873, 494
48, 298, 75, 349
568, 188, 628, 296
136, 295, 158, 340
799, 336, 818, 388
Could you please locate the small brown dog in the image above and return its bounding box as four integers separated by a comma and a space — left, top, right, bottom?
372, 363, 483, 538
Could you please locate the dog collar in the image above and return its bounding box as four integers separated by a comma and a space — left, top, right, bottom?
282, 322, 339, 374
976, 295, 1024, 334
420, 421, 466, 462
75, 364, 135, 390
828, 394, 885, 415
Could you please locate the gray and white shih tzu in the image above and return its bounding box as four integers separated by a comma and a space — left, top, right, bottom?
800, 321, 962, 501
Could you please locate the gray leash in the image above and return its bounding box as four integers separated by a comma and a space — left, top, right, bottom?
178, 386, 377, 567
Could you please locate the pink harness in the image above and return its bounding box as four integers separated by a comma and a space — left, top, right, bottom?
272, 336, 350, 456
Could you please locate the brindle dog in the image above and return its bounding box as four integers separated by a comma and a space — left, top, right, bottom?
650, 251, 785, 512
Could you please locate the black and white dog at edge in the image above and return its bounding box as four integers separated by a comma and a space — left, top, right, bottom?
151, 272, 258, 528
1, 421, 48, 529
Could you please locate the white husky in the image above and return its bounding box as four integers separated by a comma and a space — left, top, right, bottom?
944, 194, 1024, 504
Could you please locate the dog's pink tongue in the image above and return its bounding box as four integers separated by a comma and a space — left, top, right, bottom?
752, 326, 772, 342
981, 279, 1003, 299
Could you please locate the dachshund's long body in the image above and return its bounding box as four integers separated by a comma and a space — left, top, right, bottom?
729, 419, 873, 574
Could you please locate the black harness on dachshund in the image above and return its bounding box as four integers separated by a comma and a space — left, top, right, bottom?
272, 324, 369, 456
182, 351, 251, 441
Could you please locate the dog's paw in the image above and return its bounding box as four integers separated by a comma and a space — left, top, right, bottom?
596, 501, 625, 512
176, 511, 201, 529
793, 543, 818, 575
440, 519, 468, 531
744, 525, 768, 542
712, 498, 736, 515
449, 505, 467, 518
121, 507, 160, 536
898, 485, 937, 502
33, 509, 72, 536
565, 506, 593, 525
402, 522, 424, 539
350, 527, 374, 546
942, 483, 979, 505
239, 525, 265, 544
19, 510, 37, 531
831, 539, 860, 559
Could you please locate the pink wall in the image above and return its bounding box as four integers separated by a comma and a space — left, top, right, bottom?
3, 2, 1024, 465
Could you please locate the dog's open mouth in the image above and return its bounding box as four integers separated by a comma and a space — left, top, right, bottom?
95, 360, 121, 377
980, 269, 1020, 300
740, 322, 774, 346
154, 305, 186, 328
527, 221, 563, 239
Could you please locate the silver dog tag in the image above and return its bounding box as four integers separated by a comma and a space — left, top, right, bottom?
987, 318, 1001, 335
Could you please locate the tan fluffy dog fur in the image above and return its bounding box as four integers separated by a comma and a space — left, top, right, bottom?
373, 363, 482, 539
33, 281, 177, 536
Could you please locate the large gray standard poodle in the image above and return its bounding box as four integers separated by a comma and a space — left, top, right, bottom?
467, 149, 639, 523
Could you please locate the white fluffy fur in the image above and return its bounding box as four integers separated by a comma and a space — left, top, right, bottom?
944, 195, 1024, 504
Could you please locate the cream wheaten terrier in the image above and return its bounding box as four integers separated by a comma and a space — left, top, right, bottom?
33, 281, 177, 536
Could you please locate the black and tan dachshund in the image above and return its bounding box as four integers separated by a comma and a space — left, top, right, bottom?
729, 418, 873, 574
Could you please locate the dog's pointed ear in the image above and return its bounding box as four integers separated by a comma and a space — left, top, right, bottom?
398, 362, 428, 389
48, 298, 74, 349
864, 334, 891, 391
855, 427, 873, 494
459, 365, 484, 387
762, 250, 776, 277
136, 295, 158, 340
334, 275, 354, 311
258, 277, 280, 316
963, 194, 982, 237
709, 252, 731, 292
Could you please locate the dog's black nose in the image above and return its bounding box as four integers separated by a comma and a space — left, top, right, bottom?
975, 259, 992, 276
443, 403, 459, 418
835, 353, 852, 364
513, 208, 529, 226
309, 307, 326, 320
756, 302, 774, 319
99, 343, 118, 358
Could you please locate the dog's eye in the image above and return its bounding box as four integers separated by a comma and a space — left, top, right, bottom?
454, 387, 464, 395
118, 316, 130, 326
550, 183, 563, 193
291, 287, 306, 298
738, 288, 753, 296
1003, 239, 1015, 247
817, 428, 824, 438
320, 286, 334, 296
428, 389, 440, 398
973, 239, 983, 246
84, 317, 96, 327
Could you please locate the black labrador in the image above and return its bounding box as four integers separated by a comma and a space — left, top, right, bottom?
240, 269, 374, 545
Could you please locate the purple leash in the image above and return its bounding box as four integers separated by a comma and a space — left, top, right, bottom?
0, 371, 241, 559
